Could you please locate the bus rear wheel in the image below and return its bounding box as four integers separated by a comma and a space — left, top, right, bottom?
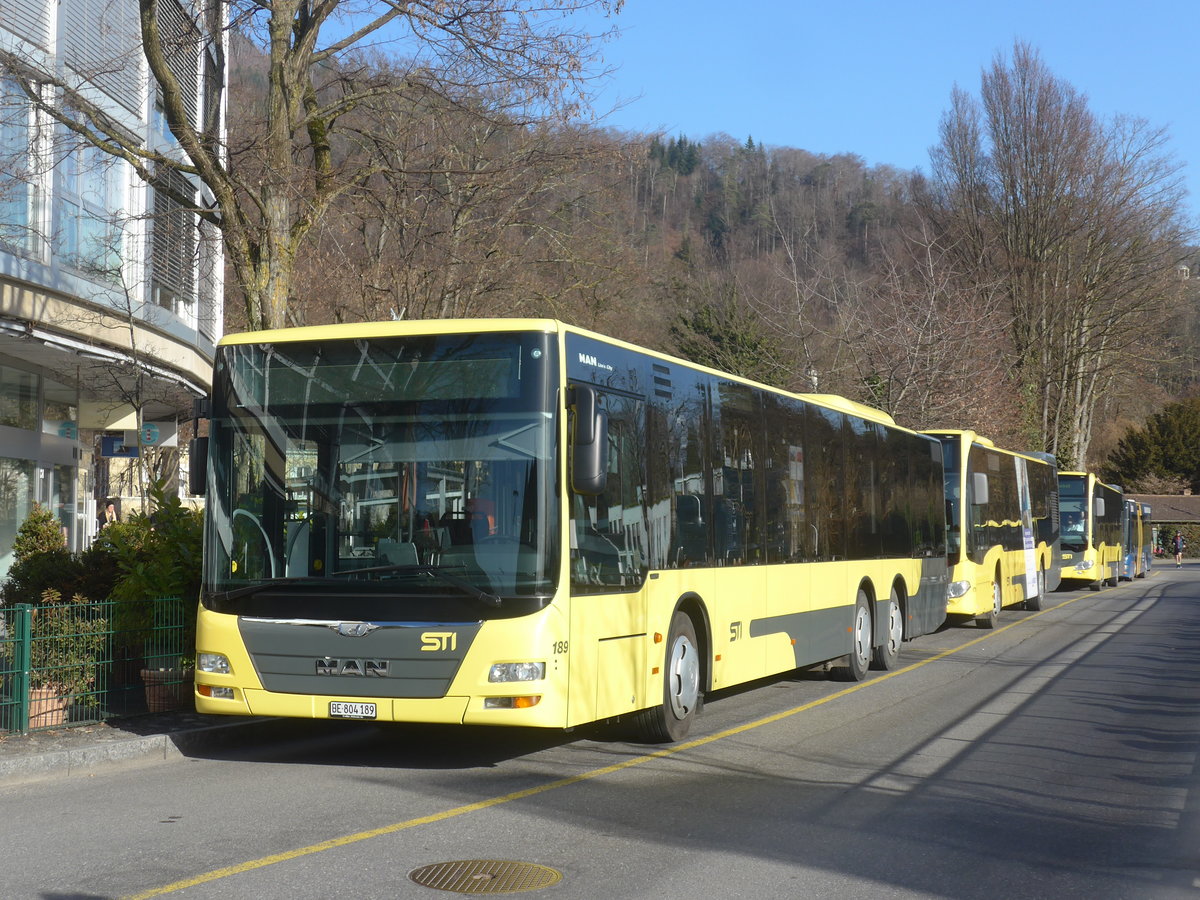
871, 588, 903, 671
1025, 569, 1045, 611
633, 611, 702, 743
832, 589, 873, 681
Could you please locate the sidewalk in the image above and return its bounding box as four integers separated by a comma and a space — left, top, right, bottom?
0, 708, 288, 786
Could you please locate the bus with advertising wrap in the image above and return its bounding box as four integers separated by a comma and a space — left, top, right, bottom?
1059, 472, 1122, 589
187, 319, 948, 741
1120, 499, 1152, 580
924, 431, 1061, 628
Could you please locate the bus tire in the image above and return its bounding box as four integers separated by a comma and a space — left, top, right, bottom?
633, 611, 702, 743
1025, 569, 1045, 611
976, 580, 1001, 629
871, 587, 903, 671
832, 589, 873, 682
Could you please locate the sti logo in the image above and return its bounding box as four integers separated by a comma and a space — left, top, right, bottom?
421, 632, 457, 652
577, 352, 614, 372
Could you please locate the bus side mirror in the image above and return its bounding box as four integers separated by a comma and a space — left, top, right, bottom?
1094, 497, 1105, 518
569, 385, 608, 496
972, 472, 989, 506
188, 396, 209, 496
189, 437, 208, 496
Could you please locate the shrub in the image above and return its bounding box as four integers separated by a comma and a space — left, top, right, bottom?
4, 483, 202, 670
95, 481, 202, 663
3, 504, 75, 606
30, 589, 108, 703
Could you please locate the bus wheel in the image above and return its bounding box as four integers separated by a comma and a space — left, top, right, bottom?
634, 612, 702, 743
832, 589, 873, 681
1025, 569, 1045, 611
976, 581, 1001, 629
871, 588, 903, 671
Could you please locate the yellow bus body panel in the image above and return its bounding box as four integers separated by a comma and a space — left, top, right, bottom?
195, 597, 577, 729
945, 541, 1054, 617
1060, 542, 1122, 587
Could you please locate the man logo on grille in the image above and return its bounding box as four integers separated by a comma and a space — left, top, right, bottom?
315, 658, 389, 676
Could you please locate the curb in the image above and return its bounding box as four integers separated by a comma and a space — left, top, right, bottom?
0, 717, 289, 787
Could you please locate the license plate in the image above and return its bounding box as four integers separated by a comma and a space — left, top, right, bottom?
329, 701, 376, 719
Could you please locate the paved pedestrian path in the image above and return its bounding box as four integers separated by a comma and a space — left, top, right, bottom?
0, 708, 285, 786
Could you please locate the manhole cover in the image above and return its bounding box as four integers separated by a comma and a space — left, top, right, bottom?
409, 859, 562, 894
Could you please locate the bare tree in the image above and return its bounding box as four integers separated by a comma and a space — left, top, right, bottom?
294, 79, 632, 327
922, 41, 1192, 466
840, 219, 1015, 433
1, 0, 622, 331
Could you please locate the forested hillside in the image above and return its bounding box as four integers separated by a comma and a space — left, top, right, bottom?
225, 35, 1197, 472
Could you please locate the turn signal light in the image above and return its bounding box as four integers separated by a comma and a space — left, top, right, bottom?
197, 684, 235, 700
483, 696, 541, 709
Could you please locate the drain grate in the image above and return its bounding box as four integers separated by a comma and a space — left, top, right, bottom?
409, 860, 562, 894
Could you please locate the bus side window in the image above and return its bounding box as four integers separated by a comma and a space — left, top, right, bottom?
570, 391, 648, 594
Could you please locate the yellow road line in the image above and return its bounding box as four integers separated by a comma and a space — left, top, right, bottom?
122, 590, 1096, 899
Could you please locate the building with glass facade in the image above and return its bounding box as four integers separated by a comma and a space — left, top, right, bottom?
0, 0, 223, 577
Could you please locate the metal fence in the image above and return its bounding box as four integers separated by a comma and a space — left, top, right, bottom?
0, 596, 191, 734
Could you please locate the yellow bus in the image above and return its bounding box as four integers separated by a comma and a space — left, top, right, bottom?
1058, 472, 1122, 590
188, 319, 948, 741
924, 431, 1061, 628
1120, 499, 1152, 580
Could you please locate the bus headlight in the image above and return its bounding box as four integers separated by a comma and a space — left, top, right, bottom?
198, 653, 231, 674
946, 580, 972, 599
488, 662, 545, 683
1075, 560, 1095, 572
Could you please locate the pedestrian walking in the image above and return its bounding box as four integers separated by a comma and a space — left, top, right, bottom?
1173, 531, 1186, 567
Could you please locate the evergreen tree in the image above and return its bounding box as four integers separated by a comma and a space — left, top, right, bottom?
2, 504, 72, 606
1104, 398, 1200, 491
671, 291, 780, 383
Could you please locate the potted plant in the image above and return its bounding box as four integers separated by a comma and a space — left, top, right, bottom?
27, 589, 108, 727
140, 595, 195, 713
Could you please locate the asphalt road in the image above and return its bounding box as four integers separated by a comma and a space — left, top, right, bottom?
4, 566, 1199, 900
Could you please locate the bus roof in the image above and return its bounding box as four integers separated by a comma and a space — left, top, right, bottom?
217, 318, 562, 346
217, 317, 908, 431
923, 429, 1063, 466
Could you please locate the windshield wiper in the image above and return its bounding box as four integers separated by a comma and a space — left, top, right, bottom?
208, 576, 328, 605
329, 562, 503, 608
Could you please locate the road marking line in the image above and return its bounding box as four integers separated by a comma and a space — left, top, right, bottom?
121, 589, 1106, 899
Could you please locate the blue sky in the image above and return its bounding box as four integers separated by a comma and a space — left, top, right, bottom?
583, 1, 1199, 226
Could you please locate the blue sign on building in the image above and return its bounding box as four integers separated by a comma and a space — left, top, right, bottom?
100, 435, 139, 458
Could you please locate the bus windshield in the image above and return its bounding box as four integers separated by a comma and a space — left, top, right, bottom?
938, 437, 962, 561
1059, 474, 1088, 551
201, 332, 559, 617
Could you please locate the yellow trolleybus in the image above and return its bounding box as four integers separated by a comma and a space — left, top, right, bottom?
188, 319, 948, 741
1059, 472, 1122, 590
924, 431, 1061, 627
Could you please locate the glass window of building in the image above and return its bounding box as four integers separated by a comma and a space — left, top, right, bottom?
0, 366, 38, 430
151, 165, 198, 312
53, 125, 128, 281
0, 457, 37, 578
42, 378, 79, 439
0, 78, 43, 256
